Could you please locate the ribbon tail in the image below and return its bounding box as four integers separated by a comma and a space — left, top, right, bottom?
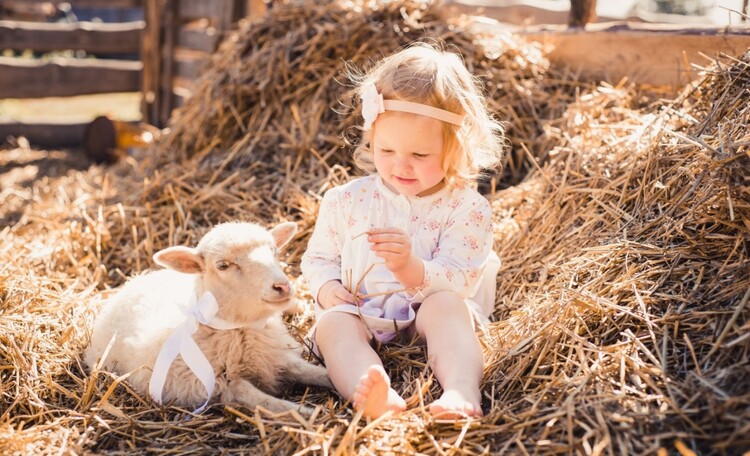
179, 332, 216, 409
149, 327, 184, 404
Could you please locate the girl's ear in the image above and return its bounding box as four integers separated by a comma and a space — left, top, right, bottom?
269, 222, 298, 249
153, 246, 204, 274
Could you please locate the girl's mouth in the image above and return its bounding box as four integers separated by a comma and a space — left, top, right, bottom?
395, 176, 416, 184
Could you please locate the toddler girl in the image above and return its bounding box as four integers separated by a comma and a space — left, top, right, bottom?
301, 43, 504, 419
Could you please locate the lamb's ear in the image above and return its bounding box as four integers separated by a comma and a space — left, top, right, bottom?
269, 221, 297, 249
153, 246, 204, 274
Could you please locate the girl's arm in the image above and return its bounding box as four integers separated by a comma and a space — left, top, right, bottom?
417, 196, 495, 298
301, 191, 346, 304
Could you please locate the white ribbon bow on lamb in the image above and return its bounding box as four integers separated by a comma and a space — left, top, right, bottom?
149, 291, 245, 413
361, 83, 385, 130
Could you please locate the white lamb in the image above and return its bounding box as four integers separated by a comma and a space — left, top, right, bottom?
85, 221, 331, 413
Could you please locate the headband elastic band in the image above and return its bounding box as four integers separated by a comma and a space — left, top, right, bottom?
382, 99, 465, 126
361, 83, 465, 130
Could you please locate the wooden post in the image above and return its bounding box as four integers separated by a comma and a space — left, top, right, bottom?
569, 0, 596, 28
141, 0, 161, 126
217, 0, 235, 37
158, 0, 176, 128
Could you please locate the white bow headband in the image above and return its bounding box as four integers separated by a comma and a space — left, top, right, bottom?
360, 83, 465, 130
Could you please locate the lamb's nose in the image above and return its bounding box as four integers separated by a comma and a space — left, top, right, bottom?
272, 282, 290, 296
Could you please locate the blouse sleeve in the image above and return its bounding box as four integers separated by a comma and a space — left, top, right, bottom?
300, 189, 344, 303
416, 195, 495, 299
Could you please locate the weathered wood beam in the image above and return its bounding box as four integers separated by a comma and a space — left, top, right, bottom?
178, 20, 219, 53
0, 121, 87, 148
0, 56, 142, 98
21, 0, 144, 7
0, 20, 144, 54
173, 48, 210, 80
180, 0, 225, 21
522, 22, 750, 88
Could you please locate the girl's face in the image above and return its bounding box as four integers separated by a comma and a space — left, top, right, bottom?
372, 111, 446, 197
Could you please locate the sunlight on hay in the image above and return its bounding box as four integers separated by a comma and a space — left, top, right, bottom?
1, 1, 749, 454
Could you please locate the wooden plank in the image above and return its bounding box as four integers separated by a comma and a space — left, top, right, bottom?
0, 121, 87, 148
171, 79, 195, 110
217, 0, 235, 32
0, 56, 142, 98
179, 0, 223, 21
444, 1, 626, 26
0, 20, 144, 54
174, 48, 210, 80
521, 22, 750, 88
178, 20, 219, 52
0, 1, 57, 21
22, 0, 144, 7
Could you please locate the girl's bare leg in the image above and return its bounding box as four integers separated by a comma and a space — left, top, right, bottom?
415, 291, 484, 418
315, 312, 406, 418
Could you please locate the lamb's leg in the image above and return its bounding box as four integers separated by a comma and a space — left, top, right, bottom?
283, 357, 333, 389
223, 378, 315, 415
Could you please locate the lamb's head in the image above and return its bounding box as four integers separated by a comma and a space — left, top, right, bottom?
153, 221, 298, 325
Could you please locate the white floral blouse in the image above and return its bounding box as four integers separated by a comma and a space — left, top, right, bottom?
301, 175, 500, 342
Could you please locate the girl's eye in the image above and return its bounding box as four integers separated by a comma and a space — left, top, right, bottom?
216, 260, 231, 271
414, 153, 428, 159
379, 149, 393, 154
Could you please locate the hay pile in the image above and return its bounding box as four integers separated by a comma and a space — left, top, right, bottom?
480, 57, 750, 453
1, 0, 748, 454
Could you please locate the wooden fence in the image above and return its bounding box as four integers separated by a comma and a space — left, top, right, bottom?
143, 0, 267, 128
0, 0, 145, 148
0, 0, 265, 151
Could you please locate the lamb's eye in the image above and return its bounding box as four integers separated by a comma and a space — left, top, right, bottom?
216, 260, 230, 271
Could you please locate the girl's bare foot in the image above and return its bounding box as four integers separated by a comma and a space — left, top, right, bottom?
429, 389, 483, 419
352, 365, 406, 419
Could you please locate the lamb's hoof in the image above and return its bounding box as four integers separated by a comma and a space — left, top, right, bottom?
297, 404, 317, 416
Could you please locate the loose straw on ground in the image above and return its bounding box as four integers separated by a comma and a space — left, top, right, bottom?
1, 1, 748, 455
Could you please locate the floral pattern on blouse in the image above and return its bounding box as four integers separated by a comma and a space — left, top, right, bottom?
301, 175, 497, 318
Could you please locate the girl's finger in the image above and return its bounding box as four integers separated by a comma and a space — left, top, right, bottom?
369, 227, 406, 236
372, 242, 410, 252
368, 233, 401, 242
336, 289, 355, 303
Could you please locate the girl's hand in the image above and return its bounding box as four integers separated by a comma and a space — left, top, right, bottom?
367, 227, 414, 273
317, 280, 355, 309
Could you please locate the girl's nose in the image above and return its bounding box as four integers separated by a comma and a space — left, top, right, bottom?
394, 154, 411, 170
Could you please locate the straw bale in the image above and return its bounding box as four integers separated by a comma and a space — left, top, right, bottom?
1, 1, 749, 454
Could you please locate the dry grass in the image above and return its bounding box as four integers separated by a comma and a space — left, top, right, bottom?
1, 1, 748, 454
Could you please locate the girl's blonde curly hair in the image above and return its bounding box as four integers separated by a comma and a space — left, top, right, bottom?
350, 42, 506, 187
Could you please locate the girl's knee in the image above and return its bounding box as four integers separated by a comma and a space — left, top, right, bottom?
419, 291, 468, 317
415, 291, 472, 332
315, 312, 369, 347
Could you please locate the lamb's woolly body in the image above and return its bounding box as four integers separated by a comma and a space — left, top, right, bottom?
85, 222, 331, 412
